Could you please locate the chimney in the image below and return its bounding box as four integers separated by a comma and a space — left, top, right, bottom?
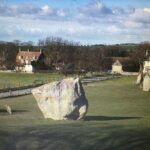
19, 48, 21, 52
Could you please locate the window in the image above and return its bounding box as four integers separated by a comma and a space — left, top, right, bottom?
19, 56, 23, 59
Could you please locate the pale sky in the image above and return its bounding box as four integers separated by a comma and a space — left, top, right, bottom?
0, 0, 150, 44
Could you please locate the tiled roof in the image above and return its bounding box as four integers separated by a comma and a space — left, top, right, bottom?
16, 50, 41, 66
112, 60, 122, 66
16, 51, 41, 59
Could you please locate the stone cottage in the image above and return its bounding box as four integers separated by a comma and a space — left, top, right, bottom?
16, 49, 43, 73
112, 60, 123, 74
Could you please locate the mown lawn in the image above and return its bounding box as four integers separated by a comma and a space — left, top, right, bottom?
0, 76, 150, 150
0, 72, 64, 89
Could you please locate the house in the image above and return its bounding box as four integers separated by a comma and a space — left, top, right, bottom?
111, 57, 139, 74
112, 60, 123, 74
55, 62, 65, 71
16, 49, 43, 73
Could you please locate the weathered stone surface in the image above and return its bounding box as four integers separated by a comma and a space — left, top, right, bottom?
32, 78, 88, 120
143, 74, 150, 92
136, 73, 142, 85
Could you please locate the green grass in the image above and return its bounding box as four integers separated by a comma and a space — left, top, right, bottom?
0, 76, 150, 150
0, 72, 64, 89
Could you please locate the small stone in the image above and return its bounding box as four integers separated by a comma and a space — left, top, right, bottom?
4, 105, 12, 115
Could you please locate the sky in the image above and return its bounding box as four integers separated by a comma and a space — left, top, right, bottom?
0, 0, 150, 45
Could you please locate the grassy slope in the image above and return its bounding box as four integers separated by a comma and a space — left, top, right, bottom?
0, 76, 150, 150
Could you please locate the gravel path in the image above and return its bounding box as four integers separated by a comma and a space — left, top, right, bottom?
0, 76, 120, 99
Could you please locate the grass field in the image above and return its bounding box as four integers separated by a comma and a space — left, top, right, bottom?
0, 76, 150, 150
0, 72, 64, 89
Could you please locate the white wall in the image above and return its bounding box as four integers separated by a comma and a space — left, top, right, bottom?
23, 64, 33, 73
112, 65, 123, 74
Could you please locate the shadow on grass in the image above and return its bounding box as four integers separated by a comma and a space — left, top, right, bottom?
0, 124, 150, 150
84, 115, 142, 121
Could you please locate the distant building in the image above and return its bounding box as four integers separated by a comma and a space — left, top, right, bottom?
16, 49, 43, 73
55, 62, 65, 71
112, 60, 123, 74
111, 57, 139, 74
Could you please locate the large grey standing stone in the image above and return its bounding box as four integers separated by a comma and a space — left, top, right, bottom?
143, 74, 150, 92
32, 78, 88, 120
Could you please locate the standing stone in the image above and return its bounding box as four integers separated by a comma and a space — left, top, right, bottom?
143, 74, 150, 92
32, 78, 88, 120
136, 73, 142, 85
4, 105, 12, 115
